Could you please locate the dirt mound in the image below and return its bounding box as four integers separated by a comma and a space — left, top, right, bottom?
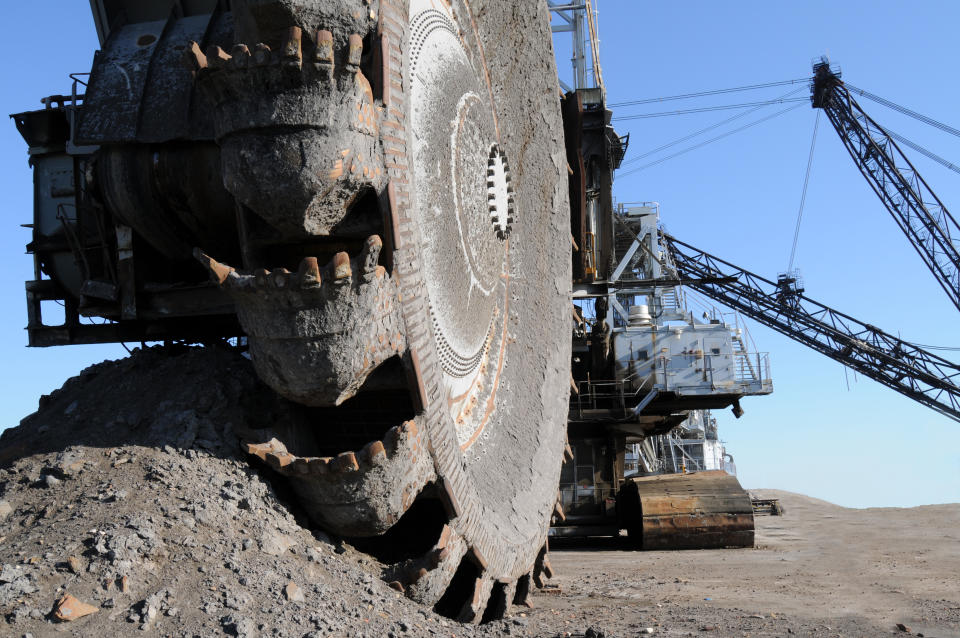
0, 347, 508, 637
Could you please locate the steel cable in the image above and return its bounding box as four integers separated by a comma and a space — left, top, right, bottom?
787, 110, 821, 273
616, 104, 805, 177
846, 83, 960, 139
611, 97, 808, 120
878, 125, 960, 177
609, 78, 809, 108
620, 87, 807, 167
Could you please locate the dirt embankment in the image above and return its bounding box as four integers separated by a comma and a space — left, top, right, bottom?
0, 347, 492, 637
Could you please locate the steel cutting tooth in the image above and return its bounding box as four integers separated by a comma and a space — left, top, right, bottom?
314, 29, 334, 78
253, 43, 271, 66
184, 42, 208, 72
296, 256, 322, 289
486, 579, 517, 621
332, 251, 352, 281
230, 44, 251, 68
552, 496, 566, 524
532, 543, 550, 589
397, 525, 468, 607
457, 577, 494, 624
360, 235, 383, 278
205, 45, 231, 68
193, 248, 235, 285
513, 573, 533, 609
282, 26, 303, 69
346, 33, 363, 72
243, 420, 435, 537
270, 268, 291, 289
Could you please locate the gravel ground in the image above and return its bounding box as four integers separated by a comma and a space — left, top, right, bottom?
517, 491, 960, 638
0, 347, 480, 637
1, 347, 957, 637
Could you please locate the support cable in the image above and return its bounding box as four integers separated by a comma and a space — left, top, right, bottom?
879, 125, 960, 177
845, 83, 960, 139
609, 78, 809, 108
621, 87, 806, 167
617, 104, 804, 177
612, 97, 808, 120
787, 110, 821, 272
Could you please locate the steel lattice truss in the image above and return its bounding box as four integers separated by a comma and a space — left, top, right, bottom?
811, 61, 960, 312
663, 233, 960, 422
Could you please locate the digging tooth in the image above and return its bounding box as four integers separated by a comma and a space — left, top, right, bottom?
457, 577, 494, 624
314, 30, 334, 79
361, 235, 383, 279
253, 43, 271, 66
231, 43, 251, 68
553, 498, 566, 523
383, 425, 401, 452
243, 440, 278, 462
307, 457, 331, 476
359, 440, 387, 466
387, 581, 405, 594
290, 456, 313, 475
513, 573, 533, 608
283, 26, 303, 69
411, 567, 429, 583
296, 256, 321, 289
270, 268, 291, 289
266, 450, 295, 470
346, 33, 363, 72
532, 543, 549, 588
542, 556, 555, 580
193, 248, 235, 286
252, 268, 269, 288
332, 251, 352, 282
205, 45, 231, 68
430, 547, 450, 568
184, 41, 208, 72
331, 451, 359, 473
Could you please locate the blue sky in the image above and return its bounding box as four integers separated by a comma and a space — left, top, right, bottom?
1, 2, 957, 507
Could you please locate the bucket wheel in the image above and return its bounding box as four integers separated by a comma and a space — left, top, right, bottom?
192, 0, 570, 620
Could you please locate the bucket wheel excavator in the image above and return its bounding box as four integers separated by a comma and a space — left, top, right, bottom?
10, 0, 570, 620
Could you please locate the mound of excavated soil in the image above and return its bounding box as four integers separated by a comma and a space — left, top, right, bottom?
0, 347, 522, 637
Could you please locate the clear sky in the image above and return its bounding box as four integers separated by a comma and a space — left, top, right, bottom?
1, 2, 957, 508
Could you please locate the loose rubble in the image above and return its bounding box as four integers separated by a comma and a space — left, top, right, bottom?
0, 347, 518, 636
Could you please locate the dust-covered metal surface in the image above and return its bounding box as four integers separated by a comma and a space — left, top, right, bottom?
619, 470, 755, 550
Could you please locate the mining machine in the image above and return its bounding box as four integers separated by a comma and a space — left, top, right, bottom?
547, 2, 769, 550
10, 0, 573, 621
555, 200, 770, 548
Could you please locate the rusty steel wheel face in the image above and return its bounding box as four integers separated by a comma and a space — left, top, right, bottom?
388, 0, 571, 602
408, 0, 510, 453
